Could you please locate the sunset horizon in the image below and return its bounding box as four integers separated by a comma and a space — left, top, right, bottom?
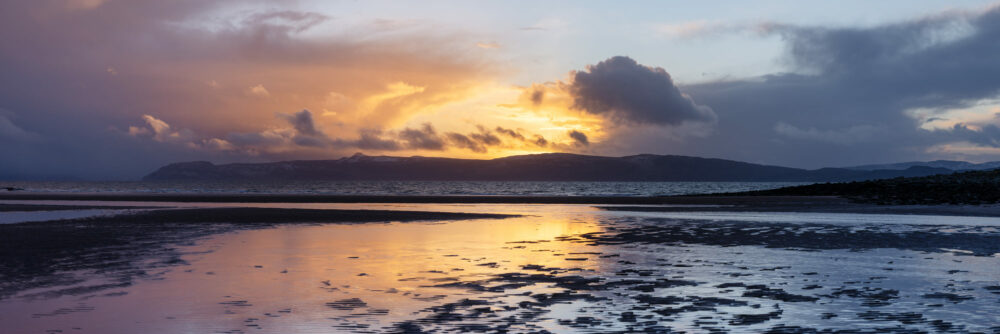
6, 1, 1000, 180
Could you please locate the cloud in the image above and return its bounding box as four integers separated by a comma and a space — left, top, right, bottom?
225, 110, 331, 148
469, 126, 500, 146
494, 126, 525, 141
494, 126, 550, 148
11, 1, 1000, 178
533, 135, 549, 147
0, 1, 500, 178
0, 110, 39, 142
246, 84, 271, 98
475, 42, 500, 49
354, 129, 402, 151
568, 130, 589, 147
301, 122, 556, 154
243, 10, 329, 34
442, 126, 503, 153
322, 92, 352, 116
926, 141, 1000, 157
773, 122, 883, 145
130, 107, 562, 156
530, 89, 544, 106
130, 114, 194, 143
278, 109, 321, 136
65, 0, 107, 11
569, 56, 716, 126
519, 18, 569, 32
130, 110, 334, 152
654, 20, 738, 39
675, 5, 1000, 166
950, 123, 1000, 148
201, 138, 234, 151
445, 133, 484, 153
226, 129, 291, 147
398, 124, 445, 150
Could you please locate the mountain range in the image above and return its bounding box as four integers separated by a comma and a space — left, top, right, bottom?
143, 153, 968, 182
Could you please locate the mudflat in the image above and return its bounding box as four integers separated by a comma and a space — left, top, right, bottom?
0, 207, 515, 300
2, 196, 999, 332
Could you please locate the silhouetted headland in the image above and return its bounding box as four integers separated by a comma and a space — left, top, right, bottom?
143, 153, 956, 182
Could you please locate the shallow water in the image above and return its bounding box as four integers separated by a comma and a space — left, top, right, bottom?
2, 204, 999, 333
3, 180, 807, 197
0, 209, 143, 225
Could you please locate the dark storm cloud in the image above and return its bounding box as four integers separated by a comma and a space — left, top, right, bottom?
226, 110, 330, 148
279, 110, 322, 137
570, 56, 715, 126
952, 124, 1000, 148
674, 6, 1000, 167
568, 130, 589, 147
226, 132, 282, 147
354, 129, 403, 151
398, 124, 446, 150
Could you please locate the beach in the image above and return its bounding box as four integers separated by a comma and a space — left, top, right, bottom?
1, 194, 999, 333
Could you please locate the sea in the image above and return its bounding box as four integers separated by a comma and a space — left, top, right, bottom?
1, 180, 808, 196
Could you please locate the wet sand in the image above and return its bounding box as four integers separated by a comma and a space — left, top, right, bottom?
2, 198, 999, 332
0, 207, 515, 300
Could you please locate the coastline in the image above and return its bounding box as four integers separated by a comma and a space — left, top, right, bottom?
3, 193, 999, 217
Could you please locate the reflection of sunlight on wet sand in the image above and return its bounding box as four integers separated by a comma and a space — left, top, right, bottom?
4, 202, 1000, 333
196, 215, 605, 330
0, 212, 607, 333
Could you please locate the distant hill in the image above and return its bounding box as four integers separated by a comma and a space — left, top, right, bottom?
845, 160, 1000, 171
143, 153, 956, 182
733, 168, 1000, 205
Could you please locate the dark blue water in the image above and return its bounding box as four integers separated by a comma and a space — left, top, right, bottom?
2, 181, 807, 196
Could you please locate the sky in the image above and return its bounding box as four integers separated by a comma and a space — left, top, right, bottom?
3, 0, 1000, 180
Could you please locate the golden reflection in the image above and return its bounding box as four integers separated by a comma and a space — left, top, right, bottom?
0, 207, 610, 333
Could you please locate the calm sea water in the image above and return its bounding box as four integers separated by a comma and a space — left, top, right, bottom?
2, 181, 807, 196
